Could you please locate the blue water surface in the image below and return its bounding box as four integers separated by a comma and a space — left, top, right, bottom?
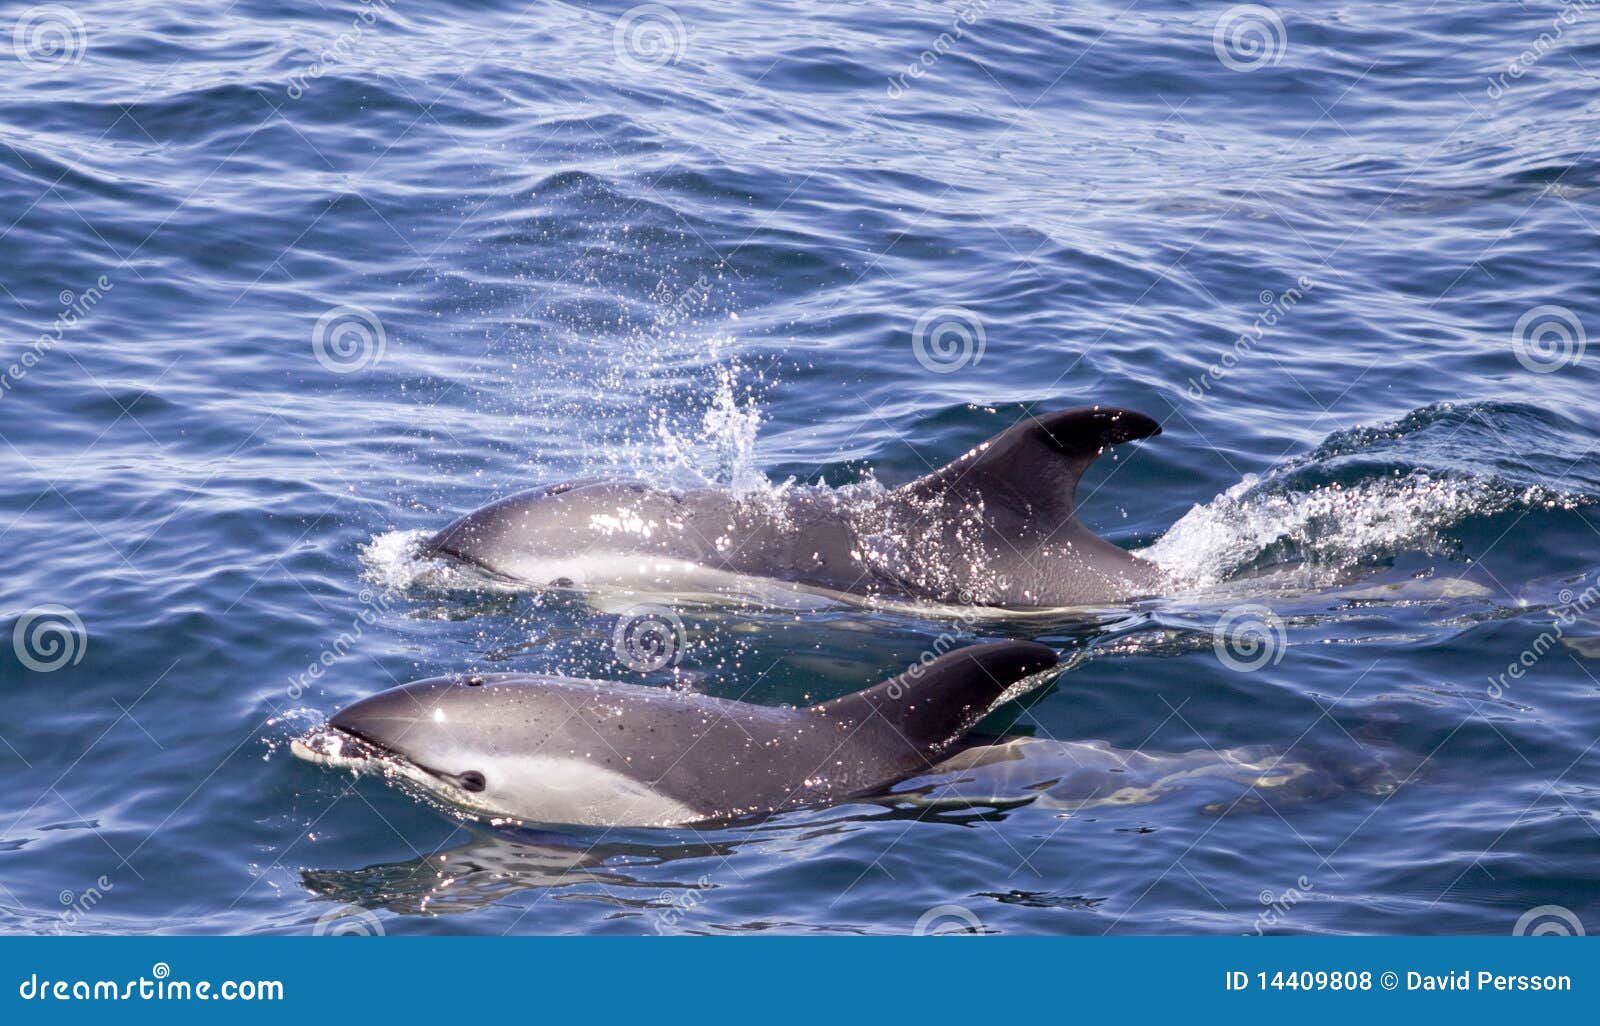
2, 0, 1598, 935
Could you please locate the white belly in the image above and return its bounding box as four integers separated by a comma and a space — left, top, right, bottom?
494, 755, 704, 828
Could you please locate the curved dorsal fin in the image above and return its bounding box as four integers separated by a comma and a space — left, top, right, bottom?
895, 406, 1160, 523
810, 641, 1059, 755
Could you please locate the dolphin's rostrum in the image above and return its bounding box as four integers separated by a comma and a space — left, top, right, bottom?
293, 641, 1060, 827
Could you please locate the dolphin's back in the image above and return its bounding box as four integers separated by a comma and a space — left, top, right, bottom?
474, 674, 867, 820
492, 642, 1058, 821
425, 480, 872, 596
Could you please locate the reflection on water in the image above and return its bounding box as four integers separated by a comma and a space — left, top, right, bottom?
302, 828, 741, 918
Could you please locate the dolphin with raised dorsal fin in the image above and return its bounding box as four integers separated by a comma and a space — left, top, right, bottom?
422, 406, 1165, 609
292, 641, 1060, 827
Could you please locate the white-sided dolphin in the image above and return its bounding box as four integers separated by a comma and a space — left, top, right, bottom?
422, 406, 1165, 609
292, 641, 1059, 827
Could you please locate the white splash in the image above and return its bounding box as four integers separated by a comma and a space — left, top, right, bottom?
1141, 471, 1573, 588
356, 528, 498, 593
646, 358, 779, 497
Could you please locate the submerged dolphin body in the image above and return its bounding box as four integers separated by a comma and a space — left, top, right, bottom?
292, 641, 1059, 827
423, 407, 1165, 609
905, 737, 1395, 813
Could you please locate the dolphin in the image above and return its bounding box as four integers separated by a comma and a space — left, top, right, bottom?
422, 406, 1165, 609
291, 641, 1059, 827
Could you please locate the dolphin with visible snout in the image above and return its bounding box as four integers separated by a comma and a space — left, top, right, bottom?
292, 641, 1059, 827
422, 406, 1165, 609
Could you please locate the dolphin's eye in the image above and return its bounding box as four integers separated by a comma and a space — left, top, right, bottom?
458, 771, 487, 793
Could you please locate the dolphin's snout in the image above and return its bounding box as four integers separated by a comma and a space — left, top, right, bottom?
305, 681, 504, 811
422, 490, 552, 577
328, 688, 430, 759
336, 679, 510, 803
423, 516, 497, 573
291, 694, 428, 772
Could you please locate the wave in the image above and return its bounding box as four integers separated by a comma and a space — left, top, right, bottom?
1143, 402, 1591, 588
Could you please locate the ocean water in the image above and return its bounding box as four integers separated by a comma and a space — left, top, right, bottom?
2, 0, 1598, 936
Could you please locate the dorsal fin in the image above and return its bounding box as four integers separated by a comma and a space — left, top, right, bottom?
810, 641, 1059, 754
896, 406, 1160, 522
